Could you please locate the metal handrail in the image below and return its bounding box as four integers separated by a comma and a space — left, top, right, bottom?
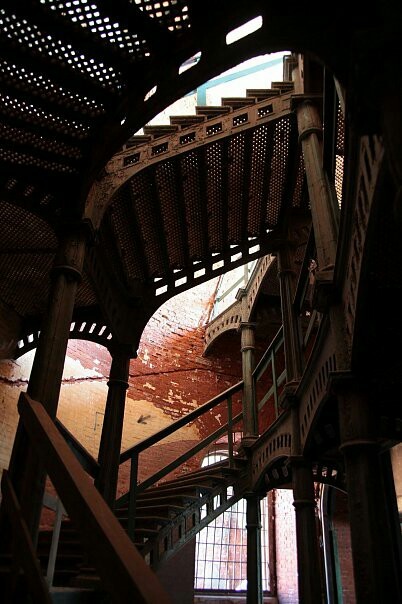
117, 381, 244, 540
55, 418, 99, 478
120, 381, 243, 462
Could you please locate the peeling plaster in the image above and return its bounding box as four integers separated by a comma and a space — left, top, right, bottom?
121, 396, 200, 450
62, 356, 104, 380
143, 382, 156, 390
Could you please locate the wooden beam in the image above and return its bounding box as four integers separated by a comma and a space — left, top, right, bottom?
18, 392, 172, 604
1, 471, 52, 604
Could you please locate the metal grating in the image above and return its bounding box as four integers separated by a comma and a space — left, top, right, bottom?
180, 150, 206, 261
155, 159, 187, 269
130, 170, 166, 277
335, 102, 344, 205
0, 92, 89, 143
266, 116, 291, 226
0, 252, 53, 315
45, 0, 150, 59
0, 58, 105, 118
76, 273, 97, 306
0, 7, 122, 91
248, 124, 274, 235
206, 142, 224, 252
227, 132, 246, 244
292, 149, 306, 208
109, 188, 147, 282
133, 0, 191, 32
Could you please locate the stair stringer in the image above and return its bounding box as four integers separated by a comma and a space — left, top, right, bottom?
143, 482, 242, 569
139, 463, 249, 569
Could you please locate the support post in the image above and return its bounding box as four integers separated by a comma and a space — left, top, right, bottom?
245, 492, 263, 604
3, 223, 87, 544
292, 96, 339, 272
239, 321, 258, 443
336, 375, 402, 602
95, 348, 131, 508
290, 456, 323, 604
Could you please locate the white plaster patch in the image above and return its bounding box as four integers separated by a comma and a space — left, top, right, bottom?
3, 349, 36, 380
215, 413, 222, 425
143, 382, 156, 390
62, 356, 104, 380
141, 348, 150, 364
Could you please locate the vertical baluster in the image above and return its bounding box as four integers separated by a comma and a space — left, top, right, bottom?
46, 497, 64, 587
128, 451, 138, 541
227, 395, 233, 467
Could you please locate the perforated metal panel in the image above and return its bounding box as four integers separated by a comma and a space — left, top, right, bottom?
134, 0, 190, 32
180, 150, 206, 261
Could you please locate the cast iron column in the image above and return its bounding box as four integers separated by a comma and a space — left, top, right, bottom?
293, 96, 339, 272
277, 241, 323, 602
239, 321, 258, 442
245, 492, 263, 604
336, 375, 402, 603
95, 348, 131, 508
290, 456, 323, 604
6, 223, 87, 542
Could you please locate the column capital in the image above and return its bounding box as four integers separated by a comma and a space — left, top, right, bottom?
278, 380, 300, 411
107, 341, 138, 359
290, 93, 323, 112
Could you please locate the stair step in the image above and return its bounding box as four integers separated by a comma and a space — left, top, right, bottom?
221, 97, 256, 109
135, 504, 185, 516
195, 105, 231, 119
271, 80, 293, 91
169, 115, 205, 127
143, 124, 178, 138
50, 586, 106, 603
138, 483, 212, 499
113, 511, 170, 528
136, 493, 198, 506
125, 134, 152, 148
246, 88, 281, 100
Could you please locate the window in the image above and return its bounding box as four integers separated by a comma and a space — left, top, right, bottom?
194, 452, 270, 592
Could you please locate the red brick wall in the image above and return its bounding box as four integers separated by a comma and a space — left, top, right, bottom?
274, 488, 298, 604
332, 490, 355, 603
0, 279, 245, 497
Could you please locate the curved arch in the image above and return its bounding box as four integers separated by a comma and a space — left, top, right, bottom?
14, 317, 114, 360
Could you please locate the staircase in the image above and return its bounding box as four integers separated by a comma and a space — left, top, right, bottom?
124, 81, 294, 149
36, 459, 246, 597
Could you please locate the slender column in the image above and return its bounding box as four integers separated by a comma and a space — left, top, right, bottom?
277, 241, 322, 601
95, 349, 131, 507
5, 223, 87, 542
336, 377, 402, 602
239, 322, 258, 441
291, 456, 323, 604
277, 244, 303, 382
245, 492, 263, 604
293, 96, 339, 271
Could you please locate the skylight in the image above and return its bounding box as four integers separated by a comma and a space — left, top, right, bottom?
226, 16, 263, 46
